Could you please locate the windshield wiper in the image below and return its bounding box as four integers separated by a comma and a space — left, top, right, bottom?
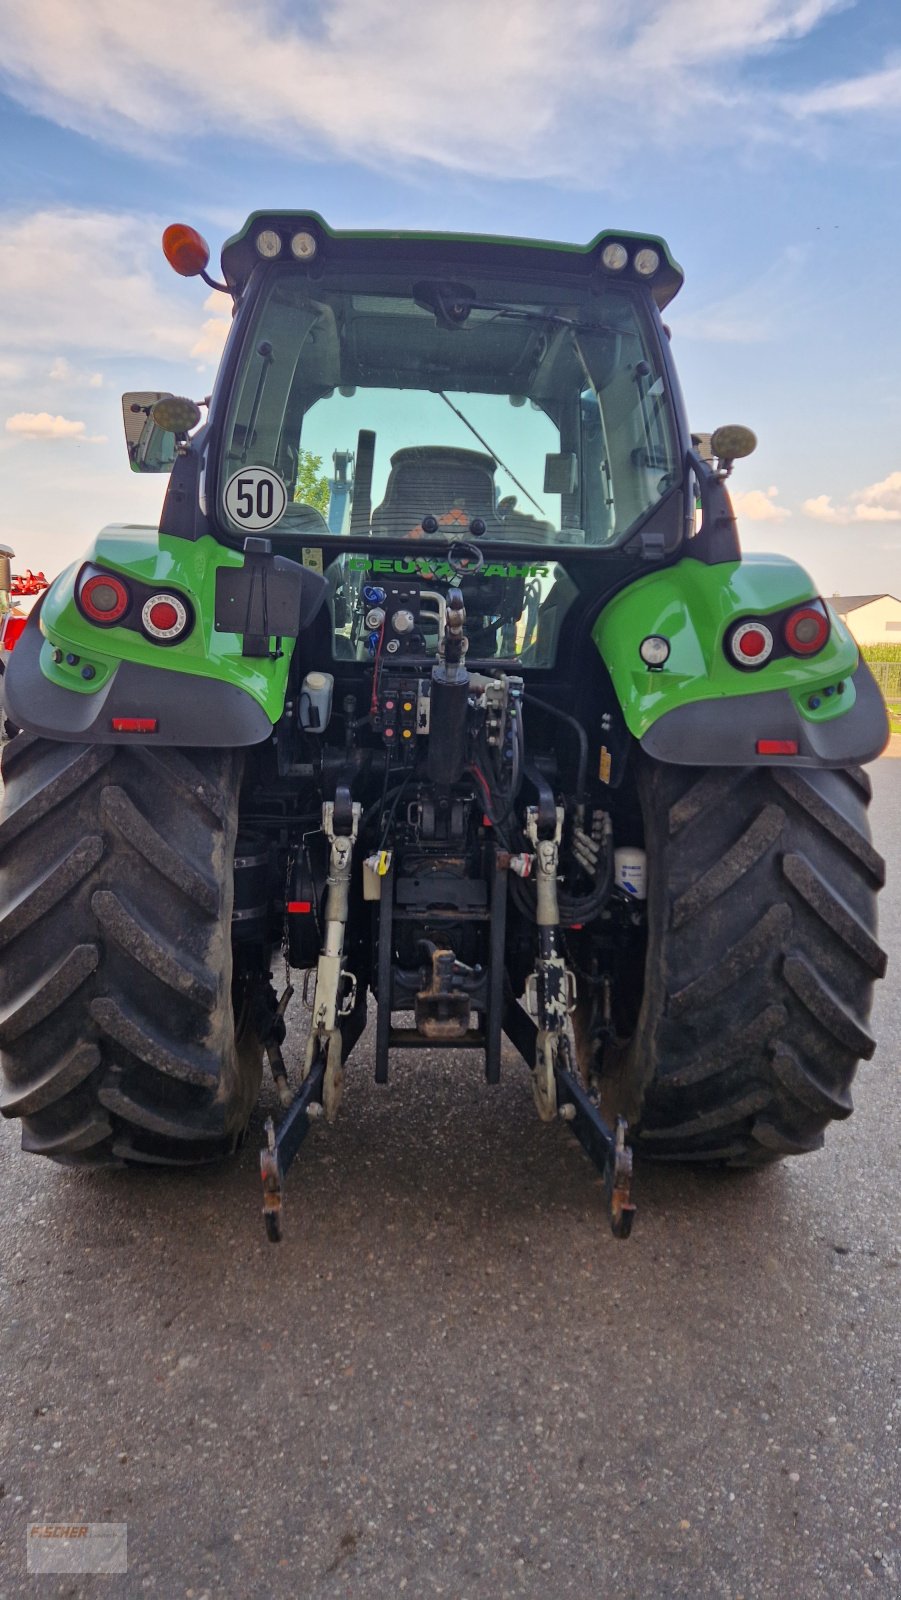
437, 392, 545, 516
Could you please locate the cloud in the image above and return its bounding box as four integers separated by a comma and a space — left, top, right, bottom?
672, 248, 809, 344
191, 291, 232, 365
0, 209, 219, 363
788, 59, 901, 118
5, 411, 106, 443
732, 485, 791, 522
803, 470, 901, 524
49, 355, 104, 387
803, 493, 842, 523
0, 0, 854, 179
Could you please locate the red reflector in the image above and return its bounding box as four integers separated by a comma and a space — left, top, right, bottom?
739, 628, 767, 657
148, 600, 179, 632
1, 615, 27, 650
287, 901, 312, 914
756, 739, 798, 755
111, 717, 158, 733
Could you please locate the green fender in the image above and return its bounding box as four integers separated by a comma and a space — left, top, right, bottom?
3, 528, 307, 745
592, 554, 888, 767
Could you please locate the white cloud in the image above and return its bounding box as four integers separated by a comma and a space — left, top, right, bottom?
49, 355, 104, 387
803, 470, 901, 524
0, 0, 855, 179
671, 248, 809, 344
0, 209, 218, 363
803, 493, 842, 523
5, 411, 106, 443
191, 291, 232, 365
732, 485, 791, 522
789, 60, 901, 118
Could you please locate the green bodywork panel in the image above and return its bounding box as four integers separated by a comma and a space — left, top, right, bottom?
593, 554, 860, 738
36, 527, 292, 723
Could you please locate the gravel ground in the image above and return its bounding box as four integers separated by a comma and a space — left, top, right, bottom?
0, 762, 898, 1600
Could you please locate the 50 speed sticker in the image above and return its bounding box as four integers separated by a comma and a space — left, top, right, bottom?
224, 466, 288, 532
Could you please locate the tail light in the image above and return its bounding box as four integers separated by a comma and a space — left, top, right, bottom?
78, 572, 131, 625
784, 604, 829, 656
141, 593, 191, 643
0, 614, 27, 651
729, 620, 774, 668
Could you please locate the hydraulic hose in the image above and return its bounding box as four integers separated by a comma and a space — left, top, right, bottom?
522, 693, 588, 800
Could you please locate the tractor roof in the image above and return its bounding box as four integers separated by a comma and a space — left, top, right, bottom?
220, 213, 684, 310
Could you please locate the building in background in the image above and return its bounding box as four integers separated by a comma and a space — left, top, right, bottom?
830, 595, 901, 645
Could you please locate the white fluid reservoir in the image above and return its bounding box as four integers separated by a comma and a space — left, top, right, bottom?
300, 671, 334, 733
614, 847, 647, 900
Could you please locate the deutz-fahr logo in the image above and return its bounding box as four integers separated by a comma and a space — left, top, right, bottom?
347, 557, 550, 579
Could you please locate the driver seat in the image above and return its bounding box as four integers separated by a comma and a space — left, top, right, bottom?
370, 446, 503, 538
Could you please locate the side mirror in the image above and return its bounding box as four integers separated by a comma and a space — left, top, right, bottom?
122, 392, 178, 474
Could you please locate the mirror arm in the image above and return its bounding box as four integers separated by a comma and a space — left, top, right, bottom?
686, 449, 741, 565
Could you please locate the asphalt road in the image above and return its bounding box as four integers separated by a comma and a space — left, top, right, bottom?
1, 764, 899, 1600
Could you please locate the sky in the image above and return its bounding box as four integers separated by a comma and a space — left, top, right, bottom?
1, 0, 900, 597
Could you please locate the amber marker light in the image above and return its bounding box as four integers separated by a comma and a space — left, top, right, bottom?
162, 224, 211, 278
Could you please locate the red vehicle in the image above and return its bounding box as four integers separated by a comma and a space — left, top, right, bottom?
0, 556, 50, 732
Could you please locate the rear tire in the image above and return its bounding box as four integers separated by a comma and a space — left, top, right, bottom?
0, 736, 263, 1167
594, 758, 886, 1164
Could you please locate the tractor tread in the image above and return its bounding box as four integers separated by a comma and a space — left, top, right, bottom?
782, 952, 876, 1059
0, 743, 114, 849
772, 768, 885, 884
781, 850, 887, 976
0, 1040, 101, 1117
672, 804, 785, 927
590, 757, 884, 1165
0, 835, 105, 950
92, 888, 218, 1009
769, 1045, 853, 1119
663, 1004, 787, 1087
669, 904, 791, 1016
0, 944, 99, 1045
90, 996, 221, 1087
100, 787, 218, 914
0, 738, 260, 1168
21, 1107, 113, 1155
98, 1071, 227, 1141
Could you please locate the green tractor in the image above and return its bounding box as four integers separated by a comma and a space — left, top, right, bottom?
0, 215, 887, 1239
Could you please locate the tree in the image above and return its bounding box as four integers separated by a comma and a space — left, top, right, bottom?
294, 450, 330, 514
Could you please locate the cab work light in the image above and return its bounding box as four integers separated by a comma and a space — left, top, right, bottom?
255, 229, 283, 258
601, 242, 629, 272
634, 247, 661, 277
